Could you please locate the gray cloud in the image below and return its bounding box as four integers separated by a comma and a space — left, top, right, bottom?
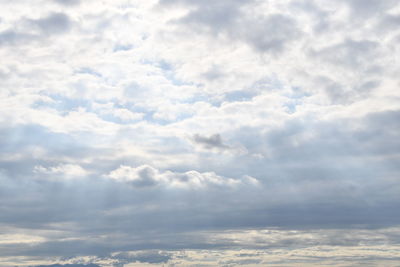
289, 0, 331, 34
241, 14, 301, 54
0, 12, 72, 47
160, 0, 300, 54
0, 30, 37, 46
310, 39, 380, 70
53, 0, 81, 6
344, 0, 399, 18
377, 14, 400, 33
192, 133, 230, 149
201, 65, 225, 81
169, 0, 249, 34
31, 12, 72, 35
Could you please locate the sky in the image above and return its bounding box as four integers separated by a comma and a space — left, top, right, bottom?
0, 0, 400, 266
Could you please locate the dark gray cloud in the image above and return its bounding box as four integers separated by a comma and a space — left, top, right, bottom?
192, 133, 229, 149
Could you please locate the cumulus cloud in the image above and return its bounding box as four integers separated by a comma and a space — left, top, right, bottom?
107, 164, 258, 188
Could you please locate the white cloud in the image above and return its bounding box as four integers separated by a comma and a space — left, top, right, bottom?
107, 164, 259, 189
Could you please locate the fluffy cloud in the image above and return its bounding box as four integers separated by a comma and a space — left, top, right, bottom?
107, 164, 258, 188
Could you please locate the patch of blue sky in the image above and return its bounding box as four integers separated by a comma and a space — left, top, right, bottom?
97, 113, 141, 124
141, 58, 201, 87
284, 100, 301, 114
32, 94, 92, 115
181, 93, 210, 104
251, 74, 285, 92
168, 75, 202, 87
182, 94, 223, 108
0, 124, 84, 156
224, 90, 258, 102
32, 94, 149, 123
147, 114, 194, 126
113, 43, 134, 52
285, 86, 311, 99
74, 67, 103, 78
157, 60, 173, 71
100, 101, 153, 122
282, 88, 310, 113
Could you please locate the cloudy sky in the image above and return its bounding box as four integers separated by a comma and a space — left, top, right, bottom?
1, 0, 400, 266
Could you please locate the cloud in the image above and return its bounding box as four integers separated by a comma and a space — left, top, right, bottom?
0, 30, 37, 46
53, 0, 81, 6
0, 0, 400, 266
27, 12, 72, 35
344, 0, 399, 18
112, 251, 172, 264
107, 164, 161, 187
34, 164, 88, 179
192, 133, 229, 149
107, 164, 259, 188
310, 39, 380, 70
240, 14, 301, 54
0, 12, 72, 48
160, 0, 300, 54
9, 228, 400, 266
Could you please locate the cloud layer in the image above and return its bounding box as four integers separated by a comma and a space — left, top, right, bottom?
1, 0, 400, 266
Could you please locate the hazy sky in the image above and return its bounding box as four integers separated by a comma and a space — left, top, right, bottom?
1, 0, 400, 266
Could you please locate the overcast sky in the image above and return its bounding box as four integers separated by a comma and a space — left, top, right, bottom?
1, 0, 400, 266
